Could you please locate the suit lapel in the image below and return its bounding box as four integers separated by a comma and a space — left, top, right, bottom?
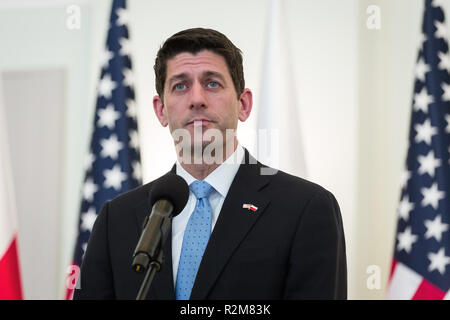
190, 149, 271, 300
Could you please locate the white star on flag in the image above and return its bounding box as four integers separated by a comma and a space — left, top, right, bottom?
424, 215, 449, 242
119, 37, 132, 56
418, 150, 442, 178
435, 21, 448, 40
428, 248, 450, 275
83, 177, 98, 202
100, 49, 114, 70
400, 169, 412, 189
132, 160, 142, 181
432, 0, 446, 7
414, 87, 434, 113
103, 164, 127, 191
126, 99, 137, 119
442, 82, 450, 101
116, 7, 129, 26
100, 134, 124, 160
129, 130, 139, 150
123, 68, 134, 88
81, 207, 97, 232
445, 114, 450, 133
415, 119, 438, 145
398, 194, 415, 221
84, 152, 95, 171
98, 104, 121, 130
416, 57, 431, 82
397, 226, 418, 253
438, 51, 450, 73
421, 182, 445, 210
98, 73, 117, 99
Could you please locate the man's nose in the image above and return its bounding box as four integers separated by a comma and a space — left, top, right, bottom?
189, 81, 207, 109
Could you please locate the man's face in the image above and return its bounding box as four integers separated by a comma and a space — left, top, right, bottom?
153, 50, 252, 157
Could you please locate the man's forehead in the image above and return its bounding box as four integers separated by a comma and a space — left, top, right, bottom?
166, 50, 229, 76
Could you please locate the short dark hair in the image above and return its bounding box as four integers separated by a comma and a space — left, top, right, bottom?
154, 28, 245, 101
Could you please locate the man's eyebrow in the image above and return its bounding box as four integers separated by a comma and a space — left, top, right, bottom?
167, 71, 226, 86
167, 73, 189, 86
202, 71, 226, 81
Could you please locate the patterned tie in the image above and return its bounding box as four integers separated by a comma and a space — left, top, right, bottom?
175, 180, 214, 300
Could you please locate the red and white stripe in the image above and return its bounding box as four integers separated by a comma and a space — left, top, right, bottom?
0, 238, 22, 299
0, 82, 23, 300
387, 260, 450, 300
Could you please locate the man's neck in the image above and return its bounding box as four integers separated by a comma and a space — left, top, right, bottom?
177, 140, 238, 180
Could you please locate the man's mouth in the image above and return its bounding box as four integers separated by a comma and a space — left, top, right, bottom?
186, 118, 214, 126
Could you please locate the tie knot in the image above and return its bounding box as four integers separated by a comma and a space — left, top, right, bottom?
190, 180, 214, 199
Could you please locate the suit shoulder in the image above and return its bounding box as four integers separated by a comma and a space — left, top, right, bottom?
267, 167, 333, 197
256, 165, 339, 211
106, 180, 155, 211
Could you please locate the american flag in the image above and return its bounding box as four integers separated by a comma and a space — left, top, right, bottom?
65, 0, 141, 300
388, 0, 450, 300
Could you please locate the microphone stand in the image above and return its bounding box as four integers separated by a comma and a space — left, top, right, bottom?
135, 249, 164, 300
133, 201, 173, 300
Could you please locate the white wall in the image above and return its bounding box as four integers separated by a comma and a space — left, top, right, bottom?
0, 0, 440, 299
2, 69, 65, 300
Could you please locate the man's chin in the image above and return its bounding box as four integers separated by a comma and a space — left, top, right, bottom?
174, 140, 227, 165
178, 140, 222, 153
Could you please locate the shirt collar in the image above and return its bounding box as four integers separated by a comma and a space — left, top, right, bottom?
176, 143, 245, 197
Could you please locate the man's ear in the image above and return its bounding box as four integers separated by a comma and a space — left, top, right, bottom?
153, 95, 168, 127
238, 88, 253, 122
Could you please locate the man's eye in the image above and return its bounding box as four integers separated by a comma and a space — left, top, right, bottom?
174, 83, 186, 90
207, 81, 219, 88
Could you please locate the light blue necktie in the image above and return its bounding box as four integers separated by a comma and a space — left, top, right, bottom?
175, 180, 214, 300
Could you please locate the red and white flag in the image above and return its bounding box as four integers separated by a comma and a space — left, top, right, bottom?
0, 79, 23, 300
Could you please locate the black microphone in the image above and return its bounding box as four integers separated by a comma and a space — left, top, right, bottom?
132, 173, 189, 273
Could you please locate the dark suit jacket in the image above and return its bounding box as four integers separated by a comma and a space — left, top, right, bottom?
73, 149, 347, 300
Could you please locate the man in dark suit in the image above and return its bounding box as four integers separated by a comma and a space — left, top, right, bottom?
74, 28, 347, 300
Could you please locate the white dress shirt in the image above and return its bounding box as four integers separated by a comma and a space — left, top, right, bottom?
172, 143, 245, 286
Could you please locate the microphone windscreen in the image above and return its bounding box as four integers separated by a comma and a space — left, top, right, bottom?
148, 173, 189, 216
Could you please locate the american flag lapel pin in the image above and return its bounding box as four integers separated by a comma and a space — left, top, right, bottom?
242, 203, 258, 212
